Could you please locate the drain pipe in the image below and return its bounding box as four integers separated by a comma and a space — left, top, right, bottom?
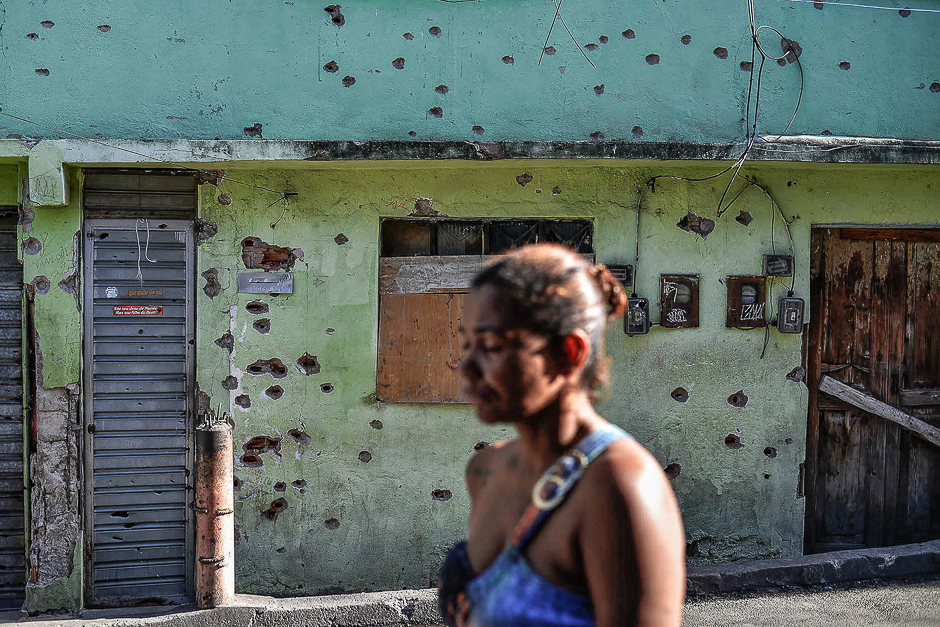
195, 408, 234, 608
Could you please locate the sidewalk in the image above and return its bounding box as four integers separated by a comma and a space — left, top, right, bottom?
3, 540, 938, 627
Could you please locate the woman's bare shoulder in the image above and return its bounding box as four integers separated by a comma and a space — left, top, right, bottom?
465, 438, 517, 500
580, 435, 672, 508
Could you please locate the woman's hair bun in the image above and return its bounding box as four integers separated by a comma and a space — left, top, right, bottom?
588, 263, 628, 321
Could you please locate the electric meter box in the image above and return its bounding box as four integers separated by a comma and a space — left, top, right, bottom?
777, 296, 805, 333
726, 275, 767, 328
763, 254, 794, 277
660, 274, 700, 328
624, 297, 650, 336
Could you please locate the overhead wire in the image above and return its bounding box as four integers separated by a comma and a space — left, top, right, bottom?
777, 0, 940, 13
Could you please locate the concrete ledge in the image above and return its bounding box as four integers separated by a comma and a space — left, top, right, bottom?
687, 539, 940, 597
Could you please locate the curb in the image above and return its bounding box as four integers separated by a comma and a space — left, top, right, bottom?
686, 539, 940, 597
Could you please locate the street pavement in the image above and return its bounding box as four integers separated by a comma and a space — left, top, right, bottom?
682, 578, 940, 626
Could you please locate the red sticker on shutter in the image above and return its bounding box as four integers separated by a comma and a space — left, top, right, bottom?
113, 305, 164, 316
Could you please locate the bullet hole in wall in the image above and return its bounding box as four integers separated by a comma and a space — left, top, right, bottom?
543, 46, 556, 55
623, 29, 636, 39
263, 498, 288, 521
195, 218, 219, 245
713, 47, 729, 60
821, 129, 833, 135
814, 1, 824, 8
22, 237, 41, 255
202, 268, 221, 298
245, 436, 281, 458
326, 328, 335, 335
287, 428, 311, 446
429, 26, 442, 37
217, 193, 233, 206
98, 24, 111, 32
35, 68, 50, 77
785, 437, 793, 445
320, 383, 334, 393
275, 547, 286, 553
725, 434, 744, 450
247, 358, 289, 378
899, 7, 912, 16
589, 131, 604, 141
323, 60, 339, 73
234, 476, 242, 490
334, 233, 349, 245
291, 479, 307, 490
645, 54, 660, 65
632, 126, 643, 138
671, 387, 689, 403
435, 84, 449, 95
474, 441, 490, 451
408, 131, 417, 137
728, 390, 749, 408
369, 420, 383, 430
740, 61, 753, 72
358, 451, 372, 463
777, 58, 787, 67
235, 394, 251, 409
274, 482, 286, 492
296, 353, 321, 376
677, 212, 715, 239
222, 376, 239, 391
324, 518, 340, 529
242, 453, 263, 468
244, 123, 263, 138
552, 186, 562, 196
764, 447, 778, 458
472, 126, 485, 136
686, 540, 699, 557
516, 173, 533, 187
585, 43, 599, 51
599, 35, 609, 44
664, 462, 681, 479
215, 332, 234, 353
265, 385, 284, 400
412, 197, 441, 216
594, 84, 605, 96
780, 38, 802, 63
681, 34, 691, 45
403, 32, 414, 40
392, 57, 405, 70
432, 489, 453, 502
342, 76, 356, 87
246, 300, 269, 315
786, 366, 806, 383
241, 237, 297, 271
252, 318, 271, 334
324, 5, 345, 26
736, 210, 753, 226
26, 33, 39, 40
764, 473, 771, 479
428, 107, 443, 118
31, 275, 50, 295
839, 61, 851, 70
40, 20, 55, 28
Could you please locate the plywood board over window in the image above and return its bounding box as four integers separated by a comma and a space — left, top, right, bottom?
376, 218, 593, 403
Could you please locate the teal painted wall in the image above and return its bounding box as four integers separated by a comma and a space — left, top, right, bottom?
0, 1, 937, 143
191, 161, 938, 595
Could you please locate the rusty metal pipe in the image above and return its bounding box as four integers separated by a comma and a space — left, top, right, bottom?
195, 420, 234, 608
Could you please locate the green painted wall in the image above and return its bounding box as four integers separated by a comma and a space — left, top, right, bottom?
193, 161, 938, 595
0, 165, 20, 205
0, 1, 937, 143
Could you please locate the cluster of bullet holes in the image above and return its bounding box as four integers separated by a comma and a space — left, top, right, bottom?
324, 5, 344, 26
265, 385, 284, 400
645, 54, 660, 65
664, 462, 681, 480
671, 387, 689, 403
247, 358, 289, 378
324, 518, 341, 530
263, 498, 288, 521
287, 428, 311, 446
358, 451, 372, 463
369, 419, 383, 430
725, 434, 744, 450
215, 331, 235, 353
432, 489, 453, 502
727, 390, 748, 408
246, 300, 269, 315
334, 233, 349, 245
252, 318, 271, 334
296, 353, 321, 375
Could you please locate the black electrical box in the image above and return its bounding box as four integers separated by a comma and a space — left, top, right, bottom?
763, 254, 794, 277
625, 297, 650, 336
777, 296, 804, 333
605, 264, 634, 288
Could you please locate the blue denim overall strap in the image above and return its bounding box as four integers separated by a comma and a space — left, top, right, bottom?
511, 425, 630, 552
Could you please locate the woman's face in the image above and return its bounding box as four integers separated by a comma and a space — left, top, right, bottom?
459, 285, 564, 424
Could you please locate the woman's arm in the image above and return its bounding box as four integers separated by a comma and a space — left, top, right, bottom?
579, 444, 686, 627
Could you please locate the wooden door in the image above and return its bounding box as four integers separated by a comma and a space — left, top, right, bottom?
805, 228, 940, 554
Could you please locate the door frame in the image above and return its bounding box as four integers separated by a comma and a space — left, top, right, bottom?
81, 218, 196, 606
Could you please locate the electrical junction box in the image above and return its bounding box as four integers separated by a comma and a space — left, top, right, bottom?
605, 263, 634, 289
624, 297, 650, 336
660, 274, 699, 328
777, 296, 805, 333
726, 275, 767, 328
763, 254, 794, 277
